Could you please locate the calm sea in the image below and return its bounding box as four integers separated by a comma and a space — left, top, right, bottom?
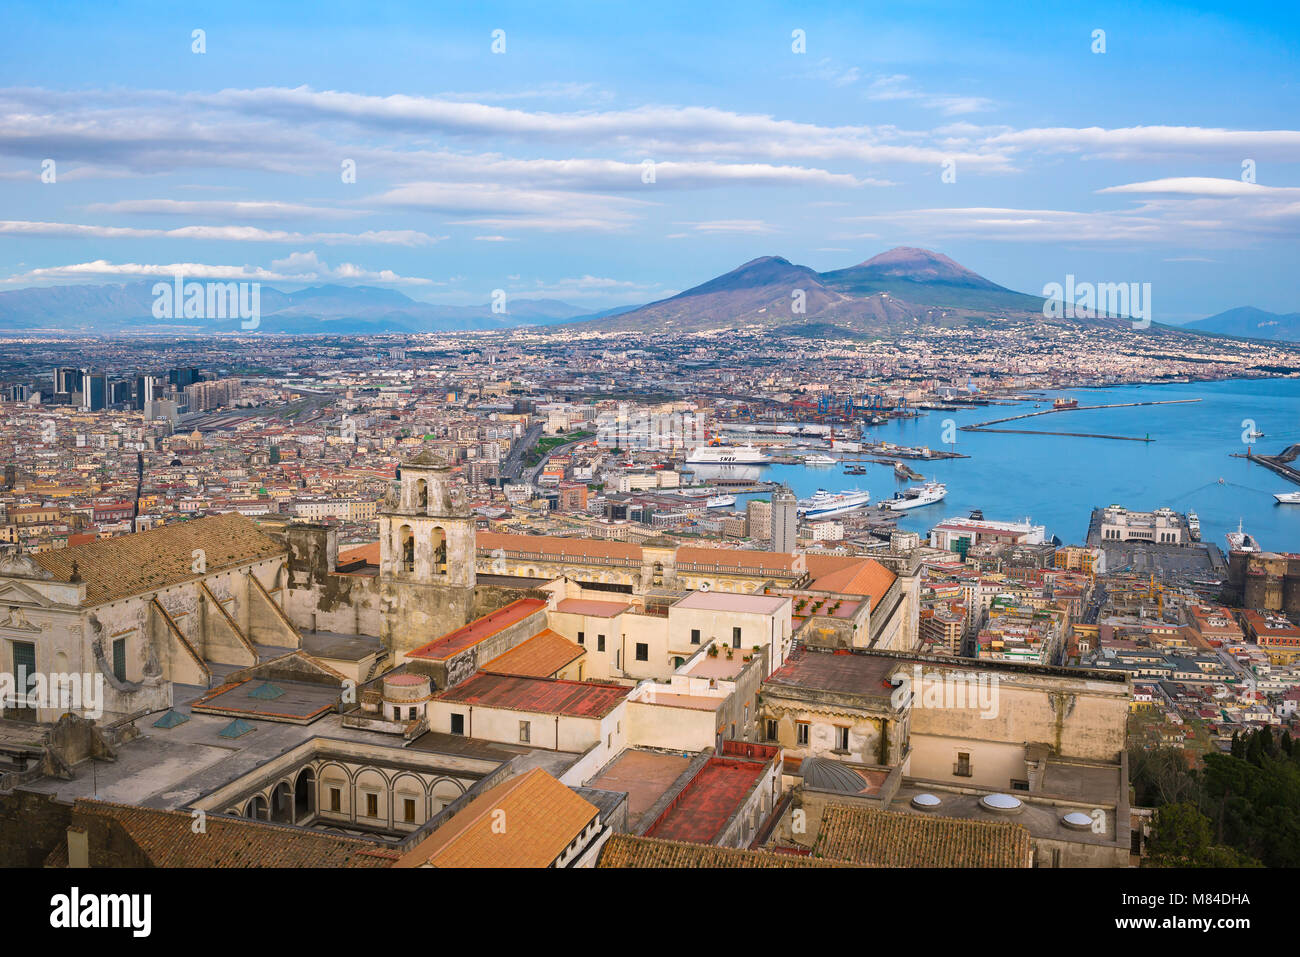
717, 378, 1300, 553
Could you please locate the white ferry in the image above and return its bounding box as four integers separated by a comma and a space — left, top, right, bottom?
685, 444, 771, 465
883, 482, 948, 511
1187, 511, 1201, 539
797, 488, 871, 519
705, 494, 737, 508
803, 454, 837, 467
1275, 492, 1300, 505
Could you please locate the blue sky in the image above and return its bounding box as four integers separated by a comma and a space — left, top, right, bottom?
2, 0, 1298, 320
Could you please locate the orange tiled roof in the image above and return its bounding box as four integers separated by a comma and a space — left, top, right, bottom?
598, 834, 852, 868
394, 768, 598, 868
64, 799, 397, 868
813, 804, 1032, 867
810, 559, 897, 600
31, 513, 285, 606
478, 531, 642, 561
482, 629, 585, 678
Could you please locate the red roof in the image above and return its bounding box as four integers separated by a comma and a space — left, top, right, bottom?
645, 758, 768, 844
407, 599, 547, 661
435, 672, 628, 718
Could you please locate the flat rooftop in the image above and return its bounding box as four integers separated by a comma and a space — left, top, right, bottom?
435, 672, 629, 719
673, 591, 788, 615
407, 598, 547, 661
765, 648, 900, 698
685, 655, 747, 680
645, 757, 767, 844
554, 597, 633, 617
588, 749, 695, 831
302, 631, 385, 662
190, 678, 340, 724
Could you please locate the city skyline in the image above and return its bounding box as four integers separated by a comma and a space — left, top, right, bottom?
1, 0, 1298, 321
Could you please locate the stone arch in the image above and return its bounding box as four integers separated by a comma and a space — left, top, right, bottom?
392, 772, 427, 825
397, 524, 414, 571
246, 794, 269, 820
429, 776, 465, 815
415, 478, 428, 511
271, 779, 294, 823
316, 761, 353, 816
294, 766, 316, 821
355, 767, 390, 824
432, 526, 447, 574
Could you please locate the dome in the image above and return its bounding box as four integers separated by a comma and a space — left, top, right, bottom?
1062, 811, 1094, 831
910, 793, 942, 810
980, 793, 1023, 814
800, 756, 869, 795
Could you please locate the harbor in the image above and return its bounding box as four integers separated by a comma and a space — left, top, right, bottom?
960, 398, 1201, 442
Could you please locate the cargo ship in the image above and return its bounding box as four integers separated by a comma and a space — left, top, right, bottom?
797, 488, 871, 519
686, 444, 771, 465
1225, 519, 1260, 552
1053, 398, 1079, 410
882, 482, 948, 511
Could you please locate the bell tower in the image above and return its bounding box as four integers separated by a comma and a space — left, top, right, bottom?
379, 451, 476, 656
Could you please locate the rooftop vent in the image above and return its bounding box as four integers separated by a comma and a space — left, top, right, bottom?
1061, 811, 1094, 831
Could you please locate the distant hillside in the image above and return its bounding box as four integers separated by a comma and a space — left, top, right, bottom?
1184, 306, 1300, 342
573, 247, 1092, 335
0, 281, 589, 333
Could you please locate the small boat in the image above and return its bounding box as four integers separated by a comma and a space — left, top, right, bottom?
1246, 430, 1265, 440
843, 465, 868, 475
893, 461, 909, 477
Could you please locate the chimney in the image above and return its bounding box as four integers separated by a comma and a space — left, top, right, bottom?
67, 826, 89, 868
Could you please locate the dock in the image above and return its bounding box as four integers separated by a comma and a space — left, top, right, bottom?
1232, 444, 1300, 487
959, 398, 1199, 442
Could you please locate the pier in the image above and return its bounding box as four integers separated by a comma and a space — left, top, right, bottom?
1232, 444, 1300, 487
959, 398, 1200, 442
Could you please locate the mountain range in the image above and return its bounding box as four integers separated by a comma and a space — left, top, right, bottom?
0, 282, 591, 334
0, 249, 1290, 339
1183, 306, 1300, 342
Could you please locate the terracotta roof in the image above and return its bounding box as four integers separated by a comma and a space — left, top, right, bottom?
482, 629, 585, 678
395, 768, 597, 868
337, 542, 380, 566
813, 804, 1033, 867
64, 799, 397, 868
31, 513, 284, 606
478, 531, 642, 562
407, 598, 548, 660
809, 559, 897, 600
554, 597, 633, 617
435, 671, 628, 718
598, 834, 850, 868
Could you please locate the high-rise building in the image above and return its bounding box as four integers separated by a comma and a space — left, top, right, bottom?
81, 372, 108, 411
771, 485, 797, 553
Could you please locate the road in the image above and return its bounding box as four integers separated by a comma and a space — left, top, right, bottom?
501, 423, 543, 482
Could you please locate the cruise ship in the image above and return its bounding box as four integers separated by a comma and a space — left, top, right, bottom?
1187, 511, 1201, 539
1226, 519, 1261, 552
1275, 491, 1300, 505
797, 488, 871, 519
685, 444, 771, 465
882, 482, 948, 511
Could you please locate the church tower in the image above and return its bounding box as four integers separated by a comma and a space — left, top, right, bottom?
378, 451, 476, 656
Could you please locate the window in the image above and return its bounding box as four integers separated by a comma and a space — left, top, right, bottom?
690, 628, 701, 645
365, 793, 379, 818
1011, 779, 1029, 791
450, 713, 465, 735
732, 627, 742, 648
765, 718, 778, 741
577, 631, 585, 645
635, 643, 648, 661
519, 720, 531, 743
955, 752, 972, 777
112, 637, 127, 682
403, 797, 416, 823
796, 722, 809, 746
835, 726, 850, 751
597, 634, 606, 652
329, 787, 341, 812
409, 707, 418, 720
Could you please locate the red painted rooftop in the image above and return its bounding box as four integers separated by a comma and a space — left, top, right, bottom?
435, 672, 628, 718
407, 598, 548, 661
645, 757, 767, 844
